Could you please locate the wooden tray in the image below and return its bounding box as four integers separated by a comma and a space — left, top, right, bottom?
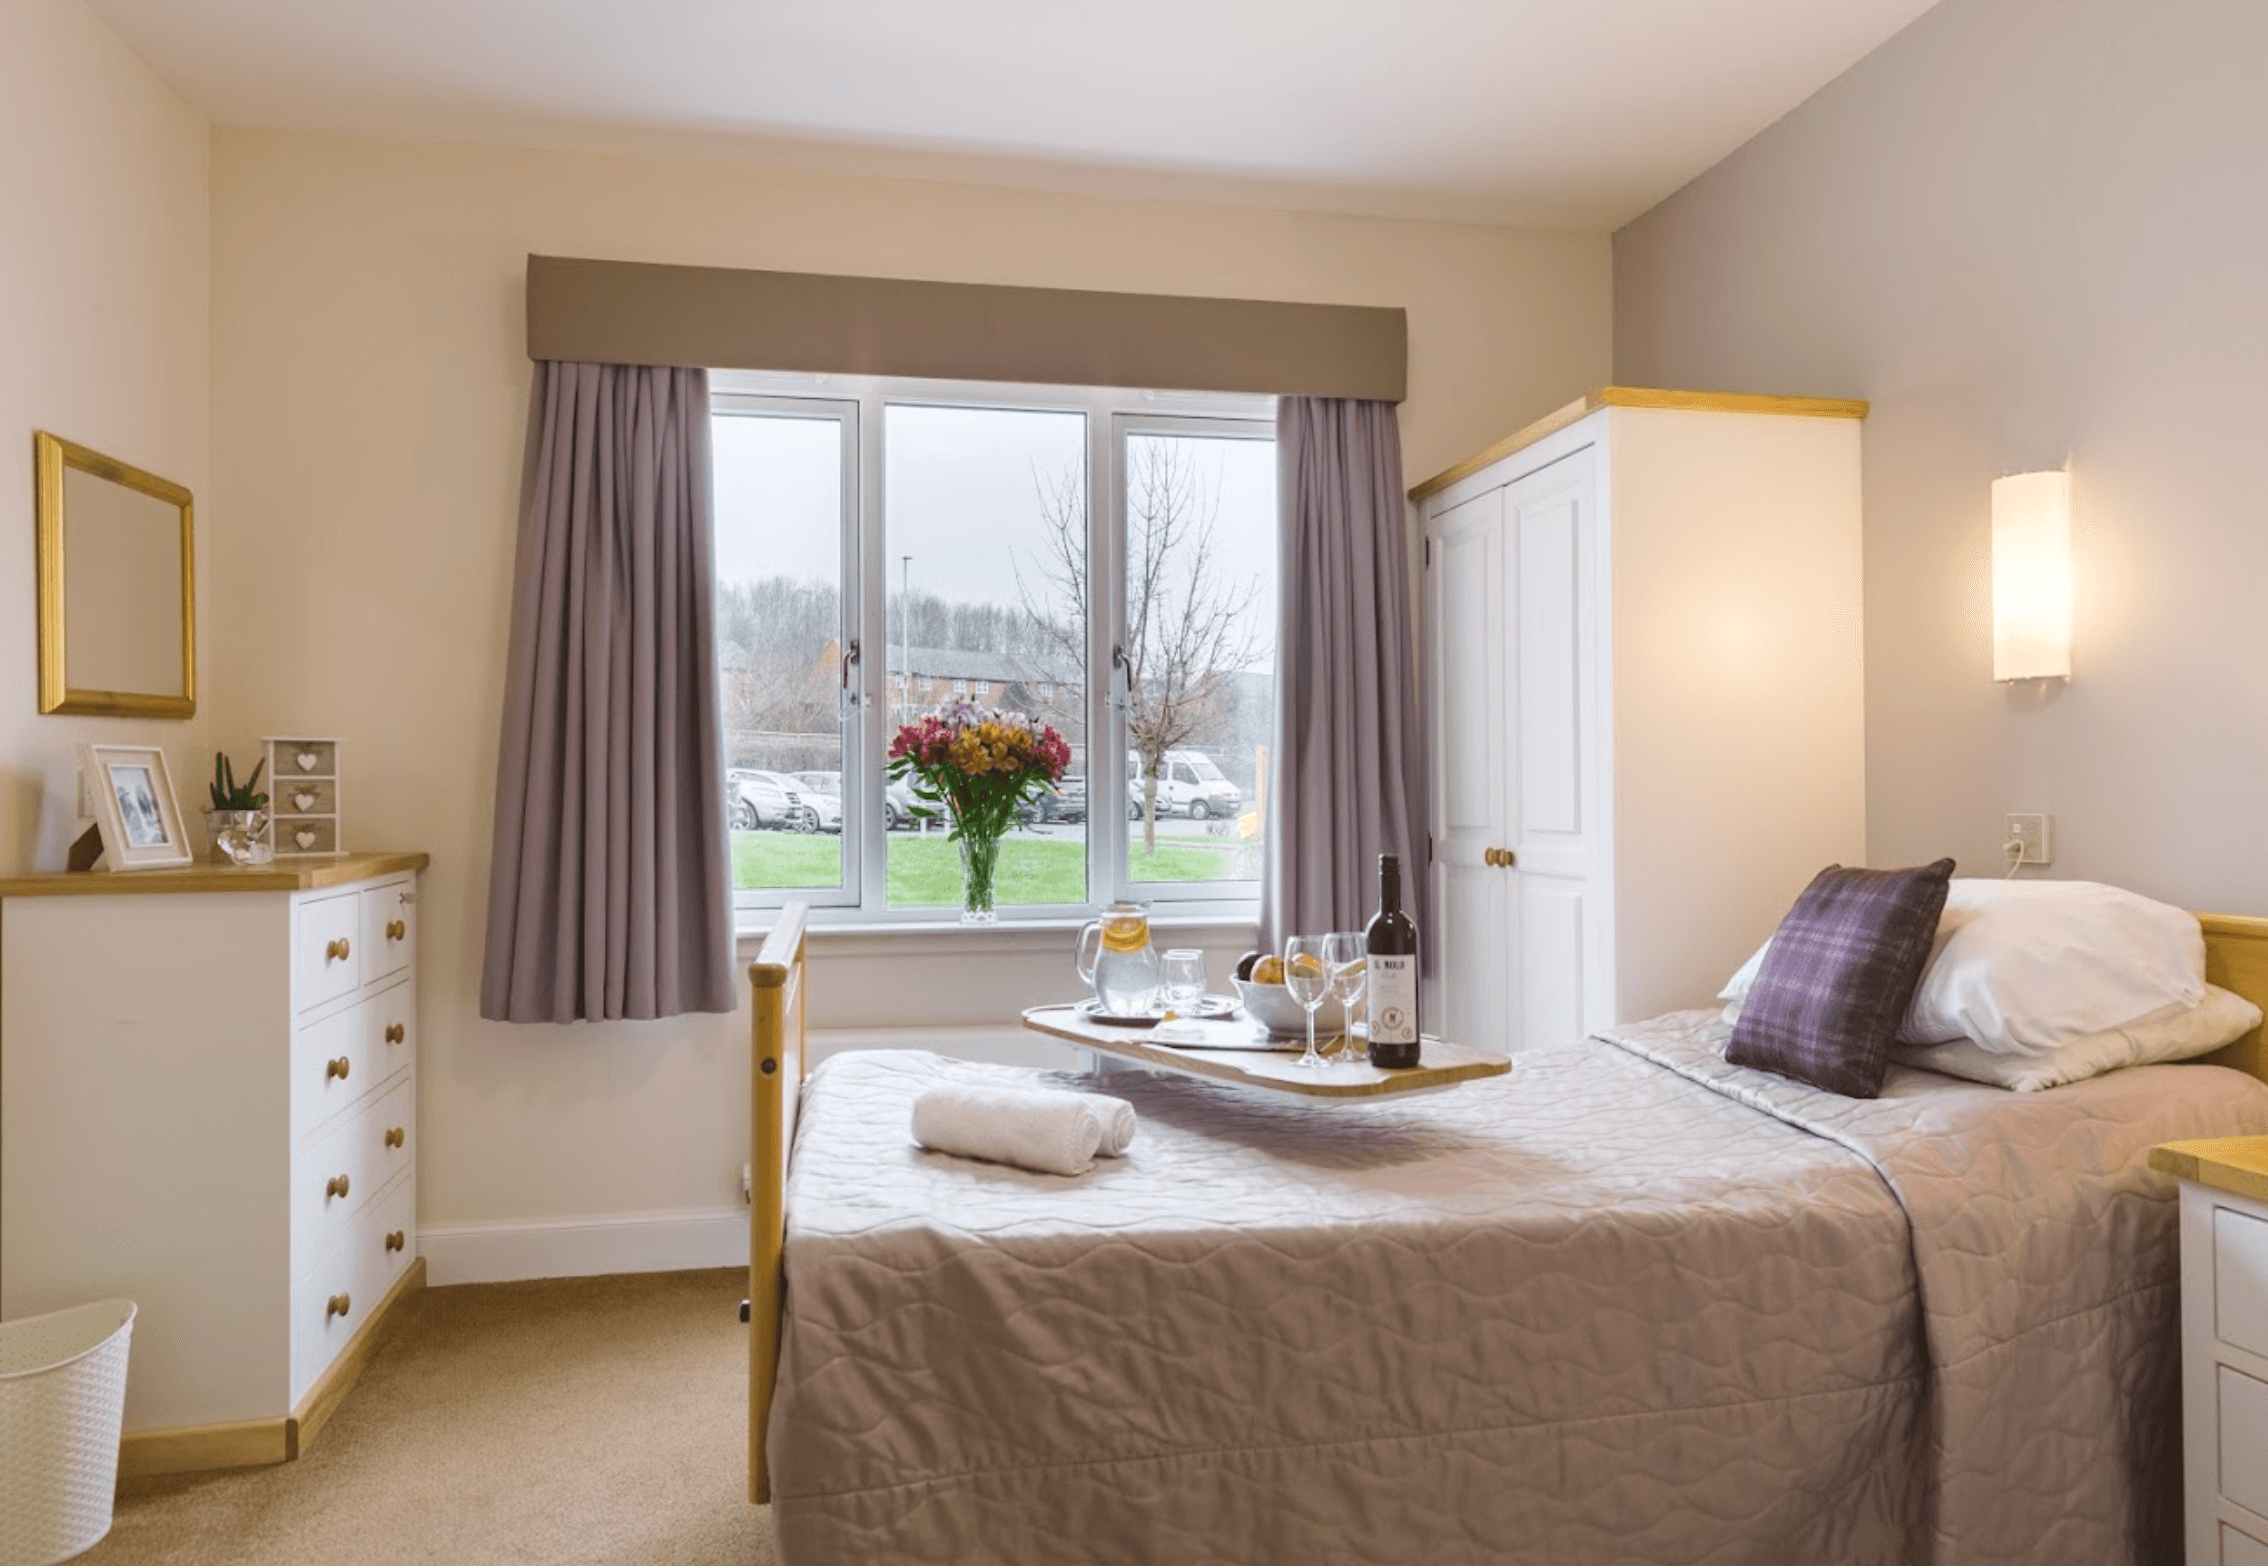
1020, 1004, 1511, 1100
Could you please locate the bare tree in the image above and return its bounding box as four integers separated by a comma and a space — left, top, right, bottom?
1019, 441, 1263, 853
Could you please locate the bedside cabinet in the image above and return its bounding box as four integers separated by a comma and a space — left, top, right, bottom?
1, 851, 429, 1477
2153, 1139, 2268, 1565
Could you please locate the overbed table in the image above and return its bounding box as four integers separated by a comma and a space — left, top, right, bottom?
1020, 1003, 1511, 1099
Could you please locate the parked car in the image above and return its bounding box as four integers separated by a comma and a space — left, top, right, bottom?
1033, 774, 1086, 824
791, 772, 845, 835
884, 775, 927, 831
730, 769, 823, 832
729, 769, 799, 831
1128, 749, 1242, 820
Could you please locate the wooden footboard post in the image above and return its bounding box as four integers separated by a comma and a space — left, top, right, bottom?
749, 901, 808, 1506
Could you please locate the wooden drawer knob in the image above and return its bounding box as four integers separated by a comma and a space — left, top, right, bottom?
327, 1292, 352, 1321
385, 1126, 405, 1149
325, 937, 351, 963
326, 1173, 350, 1201
385, 1230, 406, 1253
384, 1023, 406, 1045
385, 919, 407, 942
326, 1055, 350, 1082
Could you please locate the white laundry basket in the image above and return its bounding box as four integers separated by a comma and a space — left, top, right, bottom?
0, 1300, 136, 1566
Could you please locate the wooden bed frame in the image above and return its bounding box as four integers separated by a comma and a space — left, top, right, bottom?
747, 900, 807, 1505
742, 904, 2268, 1508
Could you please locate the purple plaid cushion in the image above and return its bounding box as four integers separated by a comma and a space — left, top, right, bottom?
1725, 858, 1955, 1098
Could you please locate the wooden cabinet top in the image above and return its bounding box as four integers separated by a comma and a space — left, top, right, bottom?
2152, 1136, 2268, 1207
1409, 385, 1871, 502
0, 851, 429, 898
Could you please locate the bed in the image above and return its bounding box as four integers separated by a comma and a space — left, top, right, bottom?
744, 905, 2268, 1565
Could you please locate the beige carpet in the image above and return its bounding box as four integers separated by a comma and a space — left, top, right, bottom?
86, 1269, 777, 1566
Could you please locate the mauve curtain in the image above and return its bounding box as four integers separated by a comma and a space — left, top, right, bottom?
1262, 397, 1429, 950
480, 361, 735, 1023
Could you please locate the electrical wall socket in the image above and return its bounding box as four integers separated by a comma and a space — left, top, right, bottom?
2005, 813, 2052, 866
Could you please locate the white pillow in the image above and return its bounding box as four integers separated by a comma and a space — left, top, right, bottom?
1890, 983, 2260, 1091
1719, 878, 2207, 1056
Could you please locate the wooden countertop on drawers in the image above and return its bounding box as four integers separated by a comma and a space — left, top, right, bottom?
2153, 1136, 2268, 1208
0, 851, 430, 898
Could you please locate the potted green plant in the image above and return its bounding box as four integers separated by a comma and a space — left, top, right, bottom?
205, 751, 272, 865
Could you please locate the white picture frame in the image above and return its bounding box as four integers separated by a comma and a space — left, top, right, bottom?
78, 742, 194, 870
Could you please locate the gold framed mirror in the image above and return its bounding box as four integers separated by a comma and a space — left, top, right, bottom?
34, 431, 196, 718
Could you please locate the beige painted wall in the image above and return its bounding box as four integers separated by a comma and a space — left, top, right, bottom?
1614, 0, 2268, 912
2, 0, 209, 874
208, 129, 1612, 1240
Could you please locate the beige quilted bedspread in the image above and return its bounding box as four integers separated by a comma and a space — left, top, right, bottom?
768, 1012, 2268, 1565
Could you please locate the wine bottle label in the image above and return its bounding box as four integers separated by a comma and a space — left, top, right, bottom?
1368, 955, 1418, 1044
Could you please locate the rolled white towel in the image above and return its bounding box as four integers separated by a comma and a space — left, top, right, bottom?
910, 1086, 1136, 1177
1090, 1095, 1138, 1158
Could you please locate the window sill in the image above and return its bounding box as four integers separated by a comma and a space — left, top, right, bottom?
733, 912, 1260, 959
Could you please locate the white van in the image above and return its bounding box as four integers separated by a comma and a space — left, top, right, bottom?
1127, 749, 1242, 820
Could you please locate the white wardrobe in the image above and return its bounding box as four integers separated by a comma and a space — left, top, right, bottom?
1419, 389, 1868, 1052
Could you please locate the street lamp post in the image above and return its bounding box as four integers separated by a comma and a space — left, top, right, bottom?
899, 555, 912, 723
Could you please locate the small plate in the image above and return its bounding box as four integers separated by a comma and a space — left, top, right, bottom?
1075, 994, 1239, 1027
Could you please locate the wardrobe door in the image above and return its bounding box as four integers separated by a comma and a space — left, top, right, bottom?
1504, 447, 1606, 1049
1429, 485, 1514, 1050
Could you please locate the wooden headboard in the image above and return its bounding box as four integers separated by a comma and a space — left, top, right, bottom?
2201, 913, 2268, 1084
747, 900, 808, 1506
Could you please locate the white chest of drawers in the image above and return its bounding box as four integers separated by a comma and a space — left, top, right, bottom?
2156, 1138, 2268, 1564
0, 851, 429, 1476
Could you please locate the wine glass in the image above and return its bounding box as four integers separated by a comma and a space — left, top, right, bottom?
1284, 935, 1333, 1070
1156, 948, 1206, 1041
1324, 932, 1367, 1059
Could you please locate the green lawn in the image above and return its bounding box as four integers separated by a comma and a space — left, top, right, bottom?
730, 829, 1250, 904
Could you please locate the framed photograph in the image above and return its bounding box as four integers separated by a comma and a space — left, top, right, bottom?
77, 742, 194, 870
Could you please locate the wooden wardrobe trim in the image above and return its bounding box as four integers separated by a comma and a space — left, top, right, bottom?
1409, 387, 1870, 502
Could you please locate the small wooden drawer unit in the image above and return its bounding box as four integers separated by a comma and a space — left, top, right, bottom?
0, 851, 428, 1477
2153, 1139, 2268, 1564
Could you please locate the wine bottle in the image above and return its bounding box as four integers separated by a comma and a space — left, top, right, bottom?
1365, 853, 1422, 1068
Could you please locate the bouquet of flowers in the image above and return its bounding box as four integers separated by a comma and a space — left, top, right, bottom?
887, 702, 1072, 922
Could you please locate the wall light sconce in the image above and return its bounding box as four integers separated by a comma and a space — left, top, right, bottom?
1991, 469, 2072, 682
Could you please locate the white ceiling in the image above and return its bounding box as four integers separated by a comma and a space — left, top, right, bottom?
88, 0, 1945, 231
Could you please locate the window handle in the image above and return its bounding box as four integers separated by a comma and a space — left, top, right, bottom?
1110, 643, 1130, 710
840, 637, 862, 710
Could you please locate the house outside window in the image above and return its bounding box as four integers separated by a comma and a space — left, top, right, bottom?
712, 373, 1277, 926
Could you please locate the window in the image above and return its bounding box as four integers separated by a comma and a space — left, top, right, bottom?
716, 373, 1275, 925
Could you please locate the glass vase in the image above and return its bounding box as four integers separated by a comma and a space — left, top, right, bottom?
958, 833, 1001, 925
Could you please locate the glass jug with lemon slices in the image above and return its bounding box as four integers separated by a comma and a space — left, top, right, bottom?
1075, 901, 1161, 1016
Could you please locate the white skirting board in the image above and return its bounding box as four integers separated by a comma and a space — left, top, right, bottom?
422, 1027, 1084, 1286
421, 1209, 750, 1286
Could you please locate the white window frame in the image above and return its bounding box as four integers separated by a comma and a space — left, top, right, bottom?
712, 390, 863, 912
716, 371, 1273, 928
1111, 411, 1275, 913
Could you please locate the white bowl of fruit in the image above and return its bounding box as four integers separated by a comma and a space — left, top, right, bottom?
1231, 950, 1354, 1037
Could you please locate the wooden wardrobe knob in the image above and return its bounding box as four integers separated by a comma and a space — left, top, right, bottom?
327, 1292, 351, 1320
326, 1056, 350, 1081
325, 937, 351, 963
385, 1126, 405, 1149
326, 1174, 350, 1200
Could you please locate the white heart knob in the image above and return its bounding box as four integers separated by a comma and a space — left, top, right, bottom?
294, 790, 316, 811
294, 829, 317, 850
296, 750, 320, 772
